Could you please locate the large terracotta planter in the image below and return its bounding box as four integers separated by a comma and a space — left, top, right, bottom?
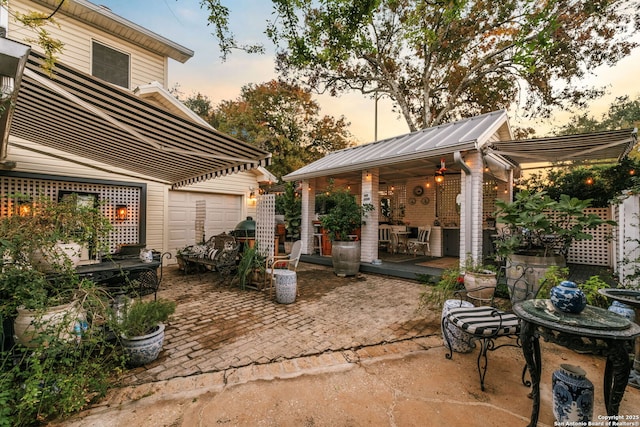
331, 240, 360, 276
464, 270, 497, 303
506, 253, 566, 302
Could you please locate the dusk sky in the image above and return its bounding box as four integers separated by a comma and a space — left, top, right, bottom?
99, 0, 640, 144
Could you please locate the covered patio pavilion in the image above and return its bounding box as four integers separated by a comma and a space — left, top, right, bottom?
283, 110, 637, 270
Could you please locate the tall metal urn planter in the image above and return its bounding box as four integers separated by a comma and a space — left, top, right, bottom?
331, 240, 361, 277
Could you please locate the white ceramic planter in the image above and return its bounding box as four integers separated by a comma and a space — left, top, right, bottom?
14, 301, 84, 348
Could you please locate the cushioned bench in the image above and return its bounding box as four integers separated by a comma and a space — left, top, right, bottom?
179, 233, 240, 280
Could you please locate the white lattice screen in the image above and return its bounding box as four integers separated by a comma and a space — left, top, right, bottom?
195, 200, 206, 243
437, 175, 461, 226
1, 175, 142, 254
564, 208, 612, 266
256, 194, 276, 257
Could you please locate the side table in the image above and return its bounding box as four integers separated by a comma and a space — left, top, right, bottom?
513, 299, 640, 427
274, 270, 297, 304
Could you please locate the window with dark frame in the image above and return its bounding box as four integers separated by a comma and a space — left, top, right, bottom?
92, 41, 130, 88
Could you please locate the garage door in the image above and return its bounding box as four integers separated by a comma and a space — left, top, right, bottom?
168, 191, 242, 260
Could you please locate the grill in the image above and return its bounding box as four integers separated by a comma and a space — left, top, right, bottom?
232, 216, 256, 238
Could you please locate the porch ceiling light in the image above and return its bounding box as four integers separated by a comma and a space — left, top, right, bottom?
434, 158, 446, 184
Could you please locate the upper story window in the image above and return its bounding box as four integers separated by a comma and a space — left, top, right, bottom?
92, 41, 130, 88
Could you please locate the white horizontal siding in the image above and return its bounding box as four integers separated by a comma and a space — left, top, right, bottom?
6, 139, 262, 256
9, 0, 166, 89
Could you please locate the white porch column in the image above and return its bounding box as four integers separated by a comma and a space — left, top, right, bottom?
458, 151, 484, 267
361, 169, 379, 263
300, 179, 316, 255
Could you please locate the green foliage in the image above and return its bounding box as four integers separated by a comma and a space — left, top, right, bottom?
554, 95, 640, 161
0, 193, 112, 270
463, 254, 497, 274
417, 268, 464, 310
115, 299, 176, 338
580, 276, 610, 308
494, 190, 614, 258
278, 182, 301, 241
204, 1, 639, 131
537, 266, 570, 299
8, 5, 64, 76
537, 267, 611, 308
190, 80, 354, 180
0, 285, 121, 425
319, 184, 374, 241
517, 158, 640, 208
236, 245, 266, 290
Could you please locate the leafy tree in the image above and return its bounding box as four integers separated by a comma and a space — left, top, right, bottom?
1, 0, 64, 75
517, 157, 640, 207
203, 0, 639, 131
205, 80, 354, 179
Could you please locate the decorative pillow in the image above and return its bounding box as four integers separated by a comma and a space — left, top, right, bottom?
208, 248, 218, 260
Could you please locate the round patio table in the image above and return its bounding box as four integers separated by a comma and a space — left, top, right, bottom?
513, 299, 640, 427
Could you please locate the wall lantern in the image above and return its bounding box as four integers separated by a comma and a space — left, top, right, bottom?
115, 205, 128, 220
17, 199, 31, 216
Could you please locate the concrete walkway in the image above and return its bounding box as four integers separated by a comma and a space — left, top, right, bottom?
56, 263, 640, 426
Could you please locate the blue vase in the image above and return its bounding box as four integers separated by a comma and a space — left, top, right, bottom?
608, 300, 636, 322
552, 364, 594, 423
550, 281, 586, 314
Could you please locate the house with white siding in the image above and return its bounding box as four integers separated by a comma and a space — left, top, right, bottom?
1, 0, 273, 262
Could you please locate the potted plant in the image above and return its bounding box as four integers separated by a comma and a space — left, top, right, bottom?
320, 185, 374, 276
1, 193, 112, 272
494, 190, 613, 298
0, 193, 112, 347
114, 298, 176, 366
236, 244, 266, 290
279, 182, 301, 253
462, 255, 498, 303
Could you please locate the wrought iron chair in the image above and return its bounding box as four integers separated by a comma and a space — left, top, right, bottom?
264, 240, 302, 299
407, 226, 431, 257
442, 263, 540, 391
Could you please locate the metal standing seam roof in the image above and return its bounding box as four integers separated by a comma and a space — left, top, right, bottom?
283, 110, 511, 181
9, 53, 271, 188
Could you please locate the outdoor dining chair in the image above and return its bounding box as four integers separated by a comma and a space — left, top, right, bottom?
442, 263, 539, 391
407, 226, 431, 257
264, 240, 302, 299
378, 225, 392, 252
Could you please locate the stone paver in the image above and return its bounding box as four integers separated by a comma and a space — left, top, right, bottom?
120, 262, 439, 386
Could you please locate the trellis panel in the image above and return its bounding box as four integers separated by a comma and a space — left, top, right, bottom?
1, 176, 141, 255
